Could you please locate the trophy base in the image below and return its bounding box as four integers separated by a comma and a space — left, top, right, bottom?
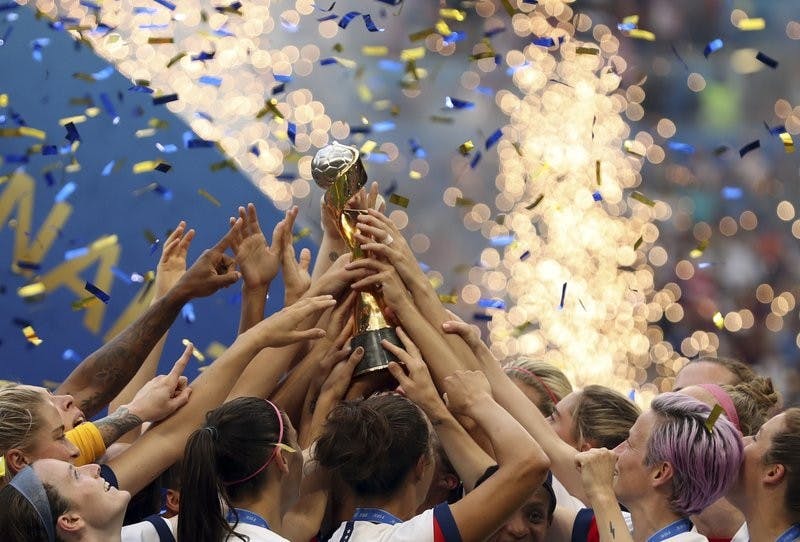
351, 327, 402, 377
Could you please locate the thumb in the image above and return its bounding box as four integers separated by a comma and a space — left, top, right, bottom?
299, 248, 312, 271
167, 387, 192, 410
211, 271, 241, 289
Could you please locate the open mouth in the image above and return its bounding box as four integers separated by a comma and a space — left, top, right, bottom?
73, 414, 85, 427
104, 481, 111, 492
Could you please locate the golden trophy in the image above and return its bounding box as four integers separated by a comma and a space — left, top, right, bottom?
312, 142, 402, 377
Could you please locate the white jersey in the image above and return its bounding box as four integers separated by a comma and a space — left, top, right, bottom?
327, 503, 461, 542
731, 523, 748, 542
121, 516, 177, 542
664, 530, 708, 542
120, 515, 288, 542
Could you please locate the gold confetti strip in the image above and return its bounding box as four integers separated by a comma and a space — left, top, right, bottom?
148, 118, 169, 129
633, 236, 644, 250
500, 0, 517, 16
135, 128, 157, 138
737, 17, 765, 31
438, 293, 458, 304
439, 8, 465, 21
623, 140, 646, 157
85, 107, 100, 118
166, 52, 187, 68
71, 296, 97, 311
622, 15, 639, 25
409, 169, 422, 180
0, 93, 8, 107
704, 404, 725, 433
429, 115, 454, 124
389, 193, 409, 208
359, 140, 377, 154
147, 37, 174, 44
689, 240, 708, 259
434, 19, 452, 36
595, 160, 601, 184
459, 140, 474, 155
205, 341, 227, 360
626, 29, 655, 41
133, 160, 162, 174
20, 127, 47, 139
408, 27, 436, 41
401, 47, 426, 61
525, 194, 544, 210
182, 339, 206, 362
779, 132, 795, 154
198, 188, 221, 207
18, 282, 46, 298
22, 326, 43, 346
455, 197, 475, 207
576, 47, 599, 55
361, 46, 388, 56
58, 115, 87, 126
630, 191, 656, 207
256, 98, 284, 120
712, 311, 724, 330
293, 227, 311, 242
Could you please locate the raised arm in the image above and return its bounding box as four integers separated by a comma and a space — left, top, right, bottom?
444, 371, 551, 542
228, 203, 284, 334
442, 319, 589, 501
107, 222, 194, 441
383, 329, 495, 491
56, 220, 245, 418
108, 294, 336, 496
575, 449, 632, 542
350, 208, 479, 370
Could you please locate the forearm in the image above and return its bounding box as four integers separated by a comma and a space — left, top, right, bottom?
57, 288, 187, 418
270, 340, 331, 426
483, 363, 586, 500
109, 333, 263, 495
311, 234, 346, 282
238, 285, 269, 334
588, 490, 633, 542
227, 341, 302, 401
426, 403, 495, 491
95, 407, 144, 448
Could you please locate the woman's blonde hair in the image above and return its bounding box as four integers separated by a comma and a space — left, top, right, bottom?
723, 376, 781, 436
503, 358, 573, 416
0, 387, 48, 484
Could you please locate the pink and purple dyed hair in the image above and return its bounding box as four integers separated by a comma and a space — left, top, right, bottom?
645, 392, 743, 516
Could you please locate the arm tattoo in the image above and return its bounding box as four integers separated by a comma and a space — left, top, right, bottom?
328, 250, 339, 262
95, 407, 144, 447
57, 293, 184, 418
308, 392, 319, 415
609, 522, 615, 539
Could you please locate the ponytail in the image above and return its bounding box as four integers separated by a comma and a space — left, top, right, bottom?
178, 427, 239, 542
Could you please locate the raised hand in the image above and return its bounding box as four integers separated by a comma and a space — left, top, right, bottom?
124, 342, 194, 423
248, 295, 337, 348
441, 316, 499, 370
318, 345, 365, 403
346, 257, 412, 310
172, 219, 242, 301
229, 203, 282, 291
354, 209, 415, 272
575, 448, 619, 501
281, 206, 312, 305
442, 370, 494, 416
155, 221, 195, 299
383, 328, 443, 415
309, 253, 372, 298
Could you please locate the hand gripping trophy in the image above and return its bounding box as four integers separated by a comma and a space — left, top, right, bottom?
312, 142, 402, 377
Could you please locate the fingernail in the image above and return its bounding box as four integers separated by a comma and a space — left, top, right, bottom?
356, 347, 364, 354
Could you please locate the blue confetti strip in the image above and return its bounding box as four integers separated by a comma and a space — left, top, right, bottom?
153, 0, 175, 10
667, 141, 695, 153
156, 142, 178, 153
338, 11, 360, 28
592, 191, 603, 201
445, 97, 474, 109
559, 282, 567, 309
99, 92, 119, 123
485, 128, 502, 149
55, 181, 76, 203
199, 75, 222, 86
478, 298, 506, 309
181, 303, 196, 323
62, 349, 83, 363
443, 31, 465, 44
484, 26, 505, 38
703, 38, 723, 58
721, 186, 743, 200
409, 138, 426, 158
191, 50, 215, 61
520, 250, 531, 261
378, 59, 404, 72
470, 151, 482, 169
42, 145, 57, 155
85, 281, 110, 303
670, 43, 690, 72
65, 247, 89, 260
79, 0, 100, 10
153, 93, 179, 105
316, 13, 337, 22
755, 51, 778, 69
274, 74, 292, 83
128, 84, 153, 94
16, 260, 40, 270
372, 121, 396, 132
739, 140, 760, 157
473, 313, 493, 321
92, 65, 114, 80
764, 122, 785, 135
490, 235, 514, 247
64, 122, 80, 142
287, 122, 296, 144
149, 239, 161, 254
361, 14, 383, 31
133, 7, 157, 13
617, 22, 636, 32
111, 266, 133, 284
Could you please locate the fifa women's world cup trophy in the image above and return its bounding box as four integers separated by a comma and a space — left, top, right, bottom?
311, 142, 403, 377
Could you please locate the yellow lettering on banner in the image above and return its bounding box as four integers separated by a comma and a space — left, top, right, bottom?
37, 237, 120, 333
0, 173, 73, 276
103, 282, 155, 342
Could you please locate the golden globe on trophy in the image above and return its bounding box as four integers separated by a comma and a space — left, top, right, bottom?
312, 142, 402, 377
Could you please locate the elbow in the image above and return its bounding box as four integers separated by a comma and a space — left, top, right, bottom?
517, 445, 551, 483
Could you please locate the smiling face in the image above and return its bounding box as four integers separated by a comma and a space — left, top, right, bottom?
548, 392, 581, 449
17, 385, 86, 431
33, 459, 130, 535
487, 485, 552, 542
22, 401, 80, 465
612, 409, 659, 508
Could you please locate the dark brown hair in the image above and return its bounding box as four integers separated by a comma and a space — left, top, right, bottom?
763, 407, 800, 522
177, 397, 285, 542
0, 481, 69, 541
314, 394, 430, 497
